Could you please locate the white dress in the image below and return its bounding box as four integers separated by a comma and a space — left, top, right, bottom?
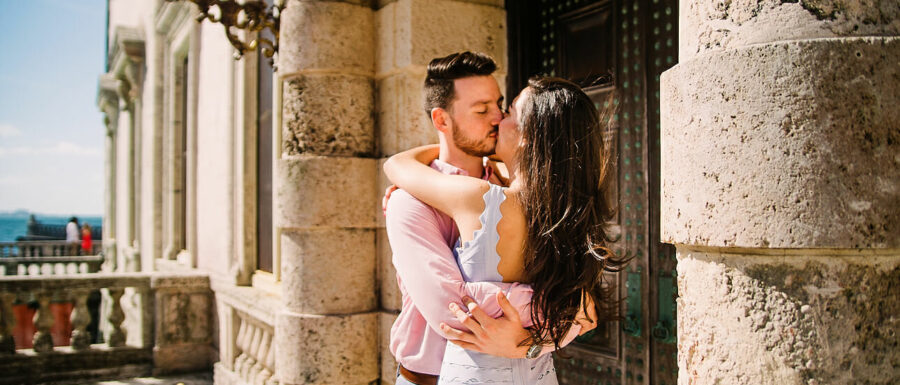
438, 184, 558, 385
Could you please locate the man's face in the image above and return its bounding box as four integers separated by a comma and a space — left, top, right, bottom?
446, 75, 504, 157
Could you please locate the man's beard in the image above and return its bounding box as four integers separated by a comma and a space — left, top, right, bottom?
451, 124, 496, 157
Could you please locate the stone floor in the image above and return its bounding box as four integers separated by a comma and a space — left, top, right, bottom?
83, 372, 213, 385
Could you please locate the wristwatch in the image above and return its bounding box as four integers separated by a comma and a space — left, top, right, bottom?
525, 343, 542, 359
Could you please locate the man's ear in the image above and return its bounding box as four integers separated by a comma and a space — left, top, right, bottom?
431, 107, 452, 134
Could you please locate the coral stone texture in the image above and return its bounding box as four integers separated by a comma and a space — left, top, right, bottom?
677, 250, 900, 384
680, 0, 900, 61
279, 1, 375, 75
275, 311, 378, 385
276, 156, 377, 229
282, 74, 376, 157
280, 228, 377, 314
661, 38, 900, 249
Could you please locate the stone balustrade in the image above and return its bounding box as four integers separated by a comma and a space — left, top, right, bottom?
0, 272, 212, 383
233, 310, 276, 385
0, 240, 104, 258
0, 255, 104, 276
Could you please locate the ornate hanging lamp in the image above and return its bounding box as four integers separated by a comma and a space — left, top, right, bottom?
166, 0, 286, 67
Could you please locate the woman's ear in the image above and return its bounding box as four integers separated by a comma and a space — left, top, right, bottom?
431, 107, 452, 134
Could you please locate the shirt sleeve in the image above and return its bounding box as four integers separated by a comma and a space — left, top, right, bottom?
385, 189, 535, 336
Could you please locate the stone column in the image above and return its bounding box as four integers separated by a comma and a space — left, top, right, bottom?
98, 75, 119, 272
373, 1, 506, 382
273, 1, 379, 384
661, 1, 899, 384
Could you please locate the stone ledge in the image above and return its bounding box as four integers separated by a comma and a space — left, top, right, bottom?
0, 346, 153, 384
210, 278, 282, 327
661, 37, 900, 249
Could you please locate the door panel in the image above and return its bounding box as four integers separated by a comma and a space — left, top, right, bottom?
507, 1, 678, 384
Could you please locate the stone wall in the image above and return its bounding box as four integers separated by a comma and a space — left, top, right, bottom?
661, 1, 899, 384
272, 1, 507, 383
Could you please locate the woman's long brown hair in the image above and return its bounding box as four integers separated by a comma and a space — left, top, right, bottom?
515, 76, 627, 349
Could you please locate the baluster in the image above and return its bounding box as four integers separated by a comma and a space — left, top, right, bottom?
233, 319, 247, 373
262, 328, 275, 384
242, 326, 261, 378
252, 329, 272, 384
106, 288, 126, 347
0, 292, 16, 354
69, 289, 92, 350
32, 292, 54, 353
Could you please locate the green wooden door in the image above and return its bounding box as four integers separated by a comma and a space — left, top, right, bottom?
507, 1, 679, 384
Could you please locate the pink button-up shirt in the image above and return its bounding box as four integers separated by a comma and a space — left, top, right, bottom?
385, 159, 537, 375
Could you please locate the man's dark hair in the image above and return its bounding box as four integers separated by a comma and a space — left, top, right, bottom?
423, 51, 497, 117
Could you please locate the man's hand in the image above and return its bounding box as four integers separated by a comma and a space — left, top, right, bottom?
439, 291, 532, 358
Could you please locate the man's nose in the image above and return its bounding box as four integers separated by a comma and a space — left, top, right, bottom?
490, 107, 503, 125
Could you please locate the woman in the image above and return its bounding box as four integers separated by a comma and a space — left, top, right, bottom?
81, 222, 93, 255
384, 77, 625, 384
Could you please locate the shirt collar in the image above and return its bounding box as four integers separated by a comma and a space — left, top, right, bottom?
430, 158, 471, 177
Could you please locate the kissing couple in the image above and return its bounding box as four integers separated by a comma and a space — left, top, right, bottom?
384, 51, 626, 385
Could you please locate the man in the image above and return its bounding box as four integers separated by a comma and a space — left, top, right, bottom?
385, 52, 591, 385
66, 217, 80, 256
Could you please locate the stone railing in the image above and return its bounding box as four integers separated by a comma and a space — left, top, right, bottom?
233, 310, 276, 384
0, 272, 212, 383
0, 256, 104, 276
0, 240, 104, 258
211, 282, 279, 385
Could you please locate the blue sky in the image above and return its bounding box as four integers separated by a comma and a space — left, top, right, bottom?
0, 0, 107, 215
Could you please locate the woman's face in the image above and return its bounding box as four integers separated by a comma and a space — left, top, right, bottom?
495, 87, 530, 165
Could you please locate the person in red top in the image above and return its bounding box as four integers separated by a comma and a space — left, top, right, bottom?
81, 222, 93, 254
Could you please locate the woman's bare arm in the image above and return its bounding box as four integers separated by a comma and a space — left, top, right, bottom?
383, 144, 487, 220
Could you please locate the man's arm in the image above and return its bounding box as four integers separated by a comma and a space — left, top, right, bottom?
385, 190, 534, 334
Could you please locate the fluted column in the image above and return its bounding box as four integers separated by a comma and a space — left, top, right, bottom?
661, 1, 899, 383
274, 1, 378, 384
98, 74, 119, 272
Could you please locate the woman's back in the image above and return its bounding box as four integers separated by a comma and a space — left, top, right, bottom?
453, 182, 528, 283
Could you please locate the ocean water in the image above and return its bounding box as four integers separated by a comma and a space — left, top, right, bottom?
0, 213, 102, 243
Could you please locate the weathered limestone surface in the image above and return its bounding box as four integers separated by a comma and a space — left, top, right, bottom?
279, 0, 375, 75
377, 228, 401, 310
677, 249, 900, 384
275, 311, 379, 385
276, 156, 377, 229
376, 69, 436, 156
664, 2, 899, 384
282, 74, 376, 157
281, 229, 376, 313
662, 37, 900, 249
376, 0, 506, 74
680, 0, 900, 61
379, 311, 399, 385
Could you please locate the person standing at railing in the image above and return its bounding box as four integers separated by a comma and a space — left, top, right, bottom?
65, 217, 80, 256
81, 222, 93, 255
